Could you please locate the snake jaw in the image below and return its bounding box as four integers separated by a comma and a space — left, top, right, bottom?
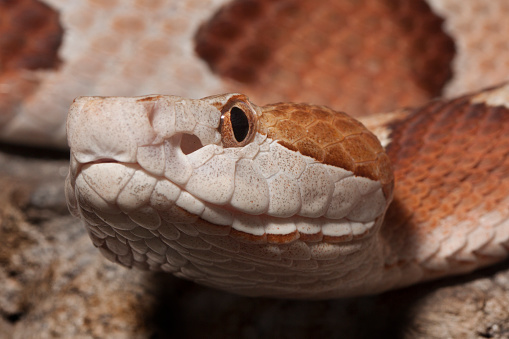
66, 93, 396, 297
68, 93, 390, 236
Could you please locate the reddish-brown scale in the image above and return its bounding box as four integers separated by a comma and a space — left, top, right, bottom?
259, 103, 394, 193
356, 158, 381, 183
342, 135, 378, 163
306, 121, 344, 146
267, 231, 300, 244
112, 15, 145, 36
294, 138, 326, 162
332, 116, 366, 135
323, 144, 355, 173
383, 89, 509, 261
195, 0, 455, 116
0, 0, 63, 125
272, 119, 306, 144
288, 110, 316, 126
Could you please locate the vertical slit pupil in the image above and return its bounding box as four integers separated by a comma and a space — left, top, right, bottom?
230, 107, 249, 142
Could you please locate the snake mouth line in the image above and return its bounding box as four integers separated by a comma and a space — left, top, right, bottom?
75, 159, 381, 247
72, 127, 385, 246
89, 158, 119, 164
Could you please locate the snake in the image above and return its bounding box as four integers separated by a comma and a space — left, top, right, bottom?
1, 0, 509, 298
2, 0, 509, 148
65, 84, 509, 298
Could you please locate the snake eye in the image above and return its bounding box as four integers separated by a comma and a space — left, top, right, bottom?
220, 100, 257, 147
230, 107, 249, 142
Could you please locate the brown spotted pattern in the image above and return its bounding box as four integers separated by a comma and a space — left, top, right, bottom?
0, 0, 63, 125
384, 93, 509, 264
195, 0, 455, 115
259, 102, 393, 194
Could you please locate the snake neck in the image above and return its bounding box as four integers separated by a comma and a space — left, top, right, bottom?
380, 87, 509, 288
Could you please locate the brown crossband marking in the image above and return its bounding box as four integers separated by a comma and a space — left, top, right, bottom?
0, 0, 63, 125
0, 0, 62, 73
195, 0, 455, 115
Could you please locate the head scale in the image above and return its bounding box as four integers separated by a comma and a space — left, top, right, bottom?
66, 93, 394, 298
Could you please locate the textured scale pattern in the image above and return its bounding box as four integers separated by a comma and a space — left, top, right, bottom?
0, 0, 62, 71
0, 0, 63, 127
66, 93, 393, 298
68, 95, 389, 236
0, 0, 508, 298
76, 190, 385, 298
2, 0, 509, 148
384, 91, 509, 274
195, 0, 455, 115
259, 103, 393, 191
66, 85, 509, 298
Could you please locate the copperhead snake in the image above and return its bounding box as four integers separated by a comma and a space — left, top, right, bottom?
65, 85, 509, 298
1, 0, 509, 298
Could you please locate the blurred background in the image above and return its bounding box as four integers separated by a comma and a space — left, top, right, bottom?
1, 0, 509, 148
1, 0, 509, 338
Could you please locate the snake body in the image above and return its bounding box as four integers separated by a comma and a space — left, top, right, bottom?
2, 0, 509, 298
2, 0, 509, 149
66, 85, 509, 298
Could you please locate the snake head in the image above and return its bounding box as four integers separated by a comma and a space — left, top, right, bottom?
66, 93, 394, 298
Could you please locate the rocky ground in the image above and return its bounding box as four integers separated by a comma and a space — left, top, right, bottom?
1, 143, 508, 339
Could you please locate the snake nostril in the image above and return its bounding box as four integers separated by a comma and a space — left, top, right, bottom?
180, 133, 203, 155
